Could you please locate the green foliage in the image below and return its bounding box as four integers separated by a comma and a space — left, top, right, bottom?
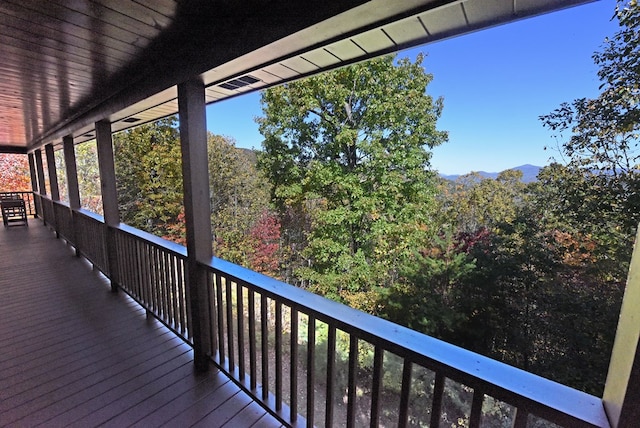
257, 54, 447, 307
74, 141, 103, 214
381, 227, 475, 337
113, 117, 184, 241
540, 0, 640, 245
207, 134, 276, 272
53, 149, 68, 202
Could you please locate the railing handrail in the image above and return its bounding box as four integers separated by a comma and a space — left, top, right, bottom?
0, 190, 32, 194
204, 256, 609, 427
114, 222, 188, 259
75, 207, 104, 222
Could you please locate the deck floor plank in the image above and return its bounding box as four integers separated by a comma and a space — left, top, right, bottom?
0, 221, 282, 428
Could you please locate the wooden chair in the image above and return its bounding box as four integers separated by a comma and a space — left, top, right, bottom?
1, 193, 28, 227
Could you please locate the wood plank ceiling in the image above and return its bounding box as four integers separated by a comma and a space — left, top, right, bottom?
0, 0, 595, 153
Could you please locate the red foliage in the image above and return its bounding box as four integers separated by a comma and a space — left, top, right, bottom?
455, 227, 491, 254
162, 208, 187, 246
248, 210, 281, 277
0, 154, 31, 191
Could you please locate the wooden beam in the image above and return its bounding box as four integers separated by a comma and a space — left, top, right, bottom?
45, 144, 60, 201
63, 135, 81, 256
604, 225, 640, 427
28, 153, 38, 193
34, 149, 46, 196
95, 121, 119, 226
63, 136, 81, 210
178, 77, 212, 372
95, 120, 120, 292
28, 152, 41, 217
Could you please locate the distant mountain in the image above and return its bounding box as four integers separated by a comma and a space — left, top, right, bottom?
440, 164, 541, 183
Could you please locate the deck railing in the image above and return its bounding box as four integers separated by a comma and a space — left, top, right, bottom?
33, 194, 610, 428
112, 223, 192, 343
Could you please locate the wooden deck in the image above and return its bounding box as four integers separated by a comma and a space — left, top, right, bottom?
0, 220, 283, 428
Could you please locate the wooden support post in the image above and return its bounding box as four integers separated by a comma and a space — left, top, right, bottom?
28, 153, 40, 217
45, 144, 60, 201
604, 225, 640, 427
178, 78, 213, 373
96, 120, 120, 292
45, 144, 60, 237
63, 136, 81, 255
34, 149, 46, 196
34, 149, 47, 224
63, 136, 81, 210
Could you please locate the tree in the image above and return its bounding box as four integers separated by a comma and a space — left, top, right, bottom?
74, 141, 103, 214
257, 54, 448, 308
207, 134, 275, 271
540, 0, 640, 239
440, 170, 527, 235
0, 154, 30, 191
533, 3, 638, 393
113, 117, 184, 241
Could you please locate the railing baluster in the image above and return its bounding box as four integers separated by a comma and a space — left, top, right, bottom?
470, 389, 484, 428
306, 315, 316, 427
147, 243, 155, 313
177, 258, 189, 339
225, 275, 235, 372
325, 325, 336, 428
215, 273, 226, 365
398, 359, 412, 428
165, 251, 175, 328
275, 301, 283, 411
370, 346, 383, 428
147, 243, 155, 314
261, 294, 269, 401
346, 334, 358, 428
128, 235, 137, 297
208, 271, 218, 360
153, 246, 161, 315
123, 232, 132, 291
430, 372, 445, 428
249, 289, 257, 390
141, 240, 150, 309
158, 247, 166, 320
172, 254, 180, 331
237, 282, 246, 381
290, 308, 299, 423
136, 240, 144, 302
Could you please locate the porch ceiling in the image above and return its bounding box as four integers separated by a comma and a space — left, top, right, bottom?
0, 0, 595, 154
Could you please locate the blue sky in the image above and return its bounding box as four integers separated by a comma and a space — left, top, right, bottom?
206, 0, 619, 175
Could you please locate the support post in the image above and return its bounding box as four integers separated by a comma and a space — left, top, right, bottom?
96, 120, 120, 292
604, 225, 640, 427
34, 149, 47, 224
178, 78, 213, 372
28, 153, 40, 217
63, 136, 81, 210
45, 144, 60, 201
34, 149, 46, 196
63, 136, 82, 255
45, 144, 60, 237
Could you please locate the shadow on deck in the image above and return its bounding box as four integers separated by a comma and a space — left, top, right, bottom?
0, 220, 282, 428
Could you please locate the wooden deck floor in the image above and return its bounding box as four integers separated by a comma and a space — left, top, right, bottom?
0, 220, 283, 428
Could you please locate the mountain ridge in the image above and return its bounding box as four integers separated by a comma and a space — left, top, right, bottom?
439, 164, 541, 183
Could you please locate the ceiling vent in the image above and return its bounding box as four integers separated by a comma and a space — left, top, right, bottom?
122, 117, 141, 123
218, 75, 260, 90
